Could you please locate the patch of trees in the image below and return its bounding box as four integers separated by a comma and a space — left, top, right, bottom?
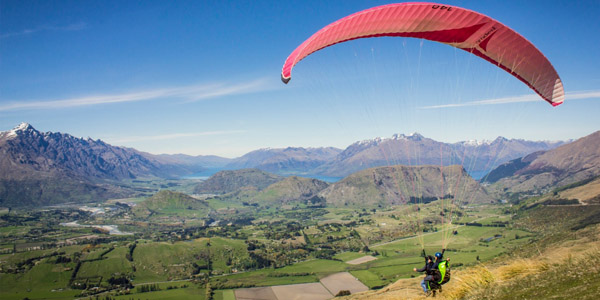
409, 194, 454, 204
192, 262, 210, 275
306, 196, 326, 207
206, 282, 213, 300
210, 280, 256, 290
541, 198, 579, 206
314, 249, 336, 259
107, 276, 132, 288
55, 255, 71, 263
267, 272, 314, 277
460, 222, 506, 227
137, 284, 161, 293
126, 242, 136, 262
69, 261, 82, 286
248, 251, 273, 269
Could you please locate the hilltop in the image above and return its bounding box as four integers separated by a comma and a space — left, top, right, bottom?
134, 190, 210, 217
320, 165, 494, 207
194, 168, 284, 195
214, 175, 329, 207
253, 176, 329, 205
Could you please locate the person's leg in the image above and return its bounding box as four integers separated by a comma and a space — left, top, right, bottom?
422, 275, 433, 293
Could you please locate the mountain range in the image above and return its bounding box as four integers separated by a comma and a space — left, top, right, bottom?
224, 147, 342, 174
310, 133, 566, 178
0, 123, 584, 206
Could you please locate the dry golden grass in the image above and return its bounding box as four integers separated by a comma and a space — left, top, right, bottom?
494, 258, 548, 281
442, 265, 495, 299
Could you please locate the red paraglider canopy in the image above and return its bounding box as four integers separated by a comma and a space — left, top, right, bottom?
281, 2, 564, 106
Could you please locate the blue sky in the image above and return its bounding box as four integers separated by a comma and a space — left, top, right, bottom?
1, 0, 599, 157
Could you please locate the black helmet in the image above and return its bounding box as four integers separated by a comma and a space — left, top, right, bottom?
435, 252, 442, 259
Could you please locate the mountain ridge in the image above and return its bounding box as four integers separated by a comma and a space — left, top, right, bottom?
486, 130, 600, 197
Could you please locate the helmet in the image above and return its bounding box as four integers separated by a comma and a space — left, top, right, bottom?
435, 252, 442, 259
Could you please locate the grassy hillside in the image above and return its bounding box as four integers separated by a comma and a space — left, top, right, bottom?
246, 176, 328, 205
340, 184, 600, 300
134, 190, 210, 217
194, 169, 283, 195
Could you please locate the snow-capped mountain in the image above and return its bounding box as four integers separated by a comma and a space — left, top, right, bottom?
0, 123, 207, 206
312, 134, 566, 178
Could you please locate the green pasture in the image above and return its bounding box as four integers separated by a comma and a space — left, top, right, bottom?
210, 268, 318, 289
206, 198, 245, 210
80, 245, 110, 261
0, 225, 30, 235
280, 258, 347, 275
132, 239, 206, 282
209, 259, 348, 289
78, 246, 133, 280
131, 237, 248, 282
214, 289, 236, 300
0, 256, 77, 299
208, 237, 249, 274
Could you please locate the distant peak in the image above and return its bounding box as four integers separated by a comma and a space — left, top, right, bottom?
460, 139, 492, 146
14, 122, 34, 131
3, 122, 36, 138
407, 132, 423, 140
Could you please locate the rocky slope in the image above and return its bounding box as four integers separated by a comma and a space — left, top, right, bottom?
0, 123, 199, 181
252, 176, 329, 205
320, 164, 494, 207
487, 130, 600, 196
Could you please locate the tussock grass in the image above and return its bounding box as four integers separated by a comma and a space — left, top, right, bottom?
495, 258, 548, 281
442, 265, 494, 299
442, 239, 600, 300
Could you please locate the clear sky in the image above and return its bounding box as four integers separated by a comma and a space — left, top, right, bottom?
1, 0, 599, 158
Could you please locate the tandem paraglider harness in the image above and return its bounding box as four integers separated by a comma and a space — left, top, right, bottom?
422, 249, 451, 294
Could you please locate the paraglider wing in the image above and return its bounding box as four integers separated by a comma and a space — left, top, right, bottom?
281, 2, 564, 106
